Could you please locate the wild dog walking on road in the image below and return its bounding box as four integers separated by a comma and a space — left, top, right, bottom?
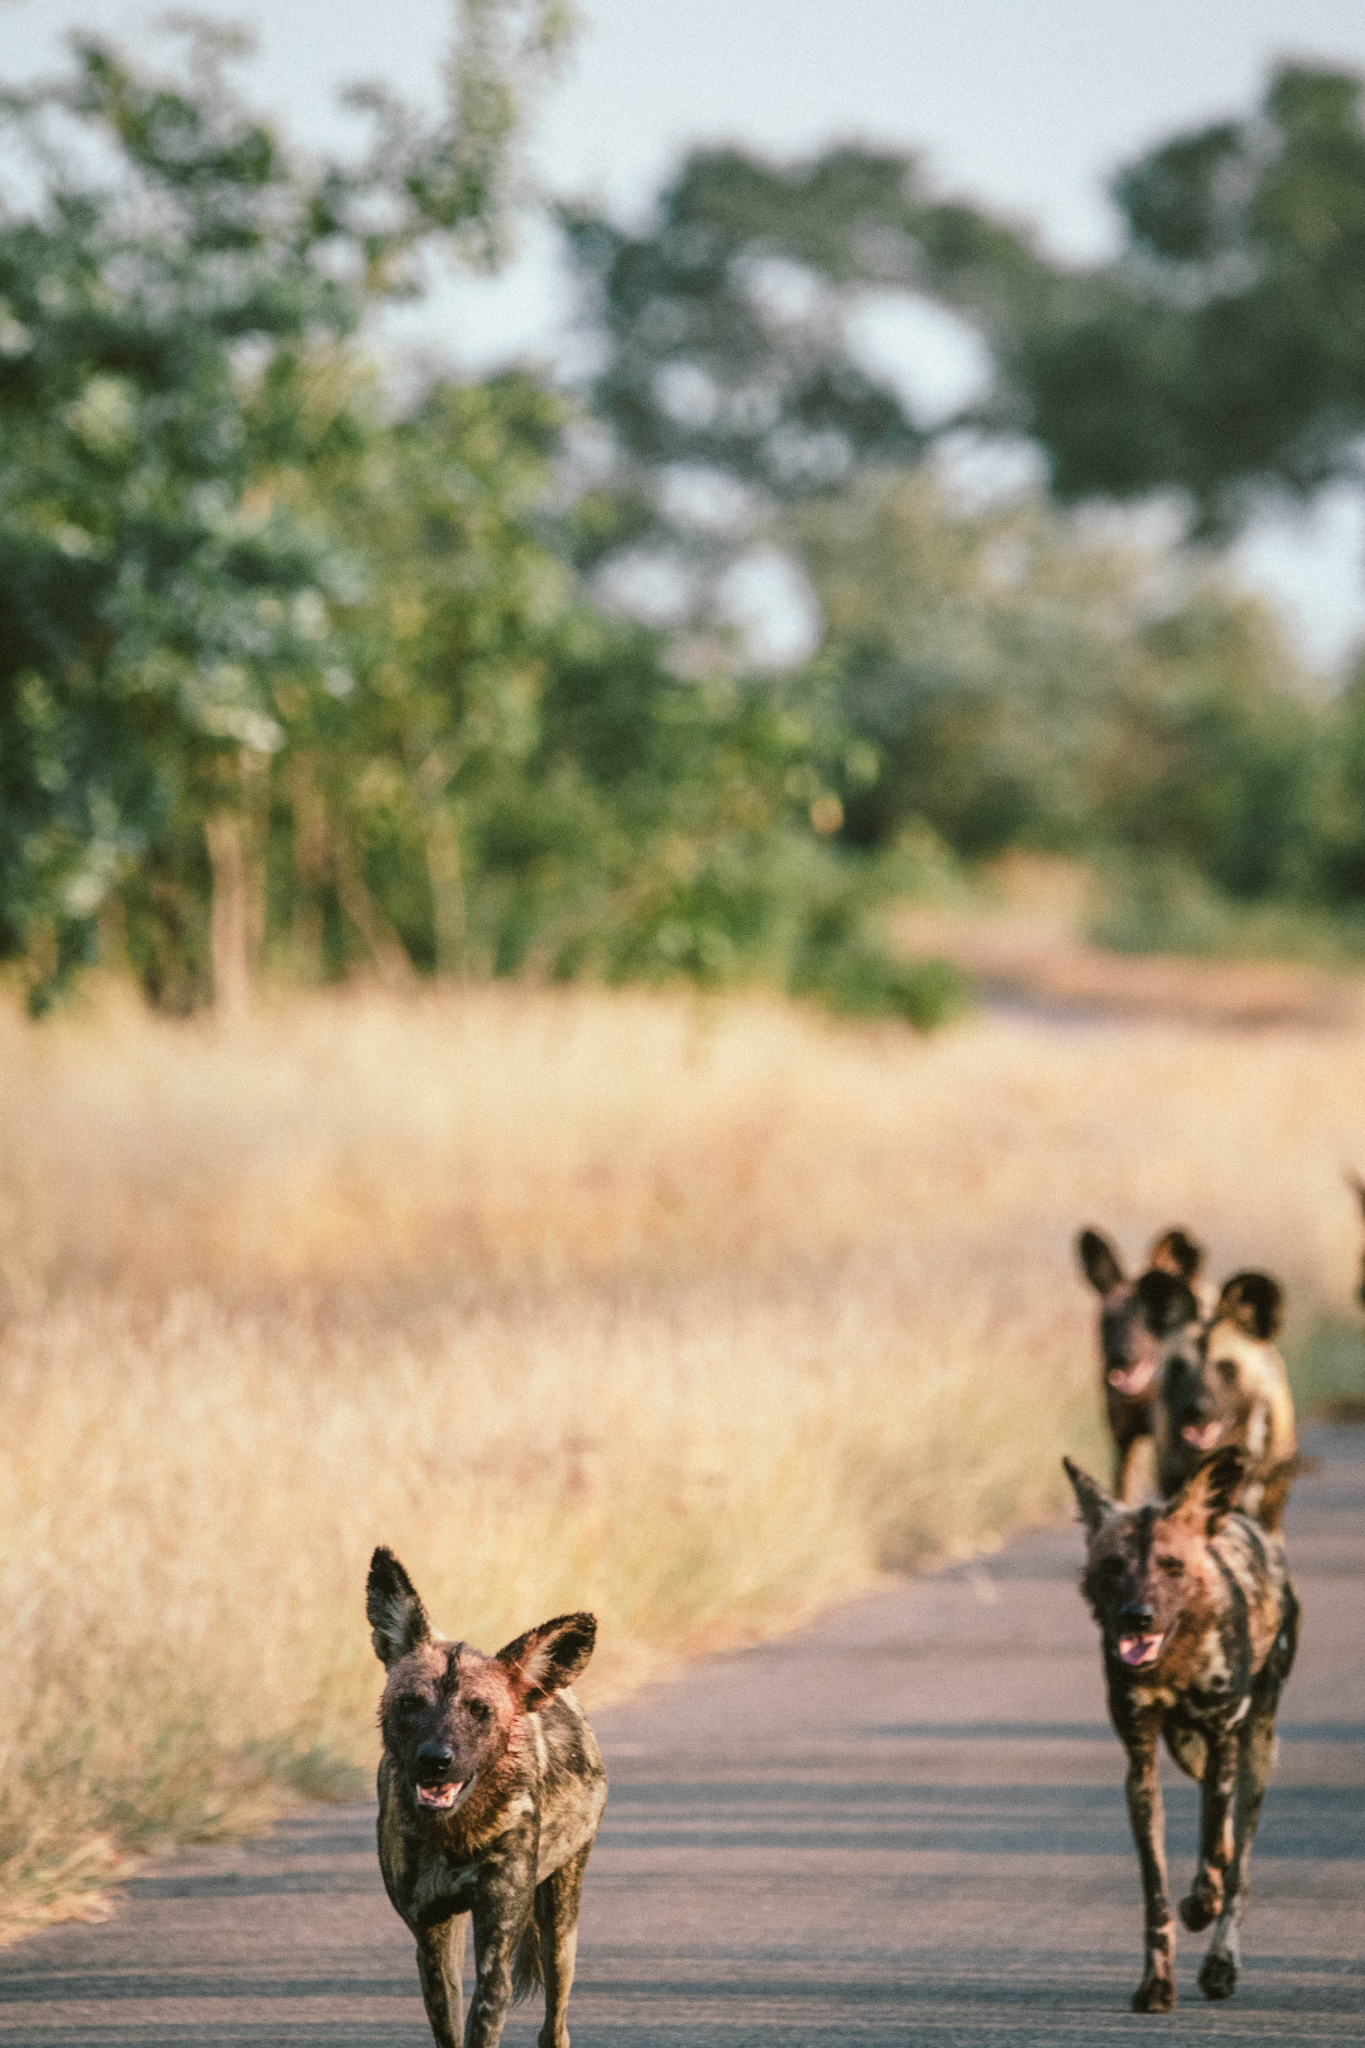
1141, 1267, 1299, 1528
1064, 1447, 1298, 2013
1076, 1226, 1206, 1500
1346, 1168, 1365, 1310
366, 1547, 607, 2048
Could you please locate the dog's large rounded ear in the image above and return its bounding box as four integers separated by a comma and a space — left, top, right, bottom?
1077, 1229, 1125, 1295
367, 1547, 432, 1667
1134, 1268, 1198, 1337
1217, 1270, 1283, 1340
1168, 1445, 1245, 1535
497, 1612, 596, 1711
1148, 1227, 1203, 1283
1063, 1456, 1119, 1536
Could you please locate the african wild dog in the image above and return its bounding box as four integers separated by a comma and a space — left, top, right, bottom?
1065, 1446, 1298, 2012
1347, 1169, 1365, 1310
1141, 1268, 1299, 1529
366, 1547, 607, 2048
1076, 1226, 1206, 1500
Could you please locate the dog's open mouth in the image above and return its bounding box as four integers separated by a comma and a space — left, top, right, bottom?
1107, 1360, 1157, 1396
415, 1780, 465, 1811
1182, 1419, 1225, 1451
1117, 1632, 1166, 1669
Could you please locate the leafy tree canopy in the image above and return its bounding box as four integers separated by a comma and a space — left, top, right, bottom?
790, 467, 1321, 890
556, 144, 1048, 614
0, 6, 570, 989
560, 61, 1365, 569
1004, 64, 1365, 536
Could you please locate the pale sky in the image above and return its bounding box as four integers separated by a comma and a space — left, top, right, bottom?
7, 0, 1365, 667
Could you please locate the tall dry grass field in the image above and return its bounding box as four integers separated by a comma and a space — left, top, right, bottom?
3, 982, 1365, 1935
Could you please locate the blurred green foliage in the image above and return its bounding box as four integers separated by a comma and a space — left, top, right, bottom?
0, 19, 963, 1027
0, 9, 585, 1010
1007, 66, 1365, 538
788, 470, 1329, 900
5, 29, 1365, 1022
554, 69, 1365, 962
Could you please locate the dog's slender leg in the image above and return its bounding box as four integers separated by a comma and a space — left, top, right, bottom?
415, 1916, 466, 2048
1124, 1726, 1176, 2012
1180, 1728, 1236, 1932
1114, 1436, 1138, 1503
1199, 1709, 1273, 2001
535, 1844, 592, 2048
1201, 1592, 1297, 2004
465, 1893, 527, 2048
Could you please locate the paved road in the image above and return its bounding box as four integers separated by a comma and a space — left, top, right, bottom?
2, 1427, 1361, 2045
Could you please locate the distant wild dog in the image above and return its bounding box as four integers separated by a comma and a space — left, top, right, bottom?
1065, 1446, 1298, 2012
1076, 1226, 1207, 1500
1141, 1268, 1299, 1530
1346, 1168, 1365, 1309
366, 1547, 607, 2048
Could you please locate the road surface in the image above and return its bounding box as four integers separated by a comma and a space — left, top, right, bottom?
2, 1424, 1361, 2044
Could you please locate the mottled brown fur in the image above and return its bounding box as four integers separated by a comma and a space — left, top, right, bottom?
1064, 1447, 1298, 2012
1076, 1226, 1206, 1501
366, 1548, 607, 2048
1150, 1270, 1298, 1529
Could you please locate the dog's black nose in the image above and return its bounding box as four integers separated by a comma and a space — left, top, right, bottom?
1121, 1605, 1154, 1632
416, 1742, 455, 1770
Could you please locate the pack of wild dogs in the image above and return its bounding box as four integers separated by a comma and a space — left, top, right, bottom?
1068, 1219, 1308, 2015
362, 1212, 1328, 2042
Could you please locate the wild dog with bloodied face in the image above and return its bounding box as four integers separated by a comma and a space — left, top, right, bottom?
1142, 1269, 1299, 1530
1076, 1226, 1206, 1500
366, 1548, 607, 2048
1065, 1447, 1298, 2012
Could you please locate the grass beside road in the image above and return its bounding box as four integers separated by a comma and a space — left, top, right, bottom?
2, 981, 1363, 1937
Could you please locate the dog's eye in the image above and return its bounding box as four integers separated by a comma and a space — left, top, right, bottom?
1216, 1358, 1238, 1386
396, 1694, 424, 1717
466, 1697, 490, 1722
1157, 1556, 1184, 1577
1098, 1556, 1124, 1578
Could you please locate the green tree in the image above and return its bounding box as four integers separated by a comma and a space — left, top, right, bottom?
1303, 653, 1365, 906
269, 363, 569, 980
558, 73, 1365, 579
221, 345, 925, 1016
509, 616, 854, 990
1000, 65, 1365, 537
556, 145, 1048, 627
0, 7, 571, 1009
1098, 590, 1321, 900
789, 467, 1321, 889
790, 470, 1148, 854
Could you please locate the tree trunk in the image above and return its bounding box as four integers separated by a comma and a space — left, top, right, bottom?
288, 754, 328, 979
331, 829, 417, 989
420, 798, 467, 977
204, 808, 251, 1020
241, 747, 270, 973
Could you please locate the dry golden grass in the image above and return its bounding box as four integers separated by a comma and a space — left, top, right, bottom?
3, 979, 1365, 1937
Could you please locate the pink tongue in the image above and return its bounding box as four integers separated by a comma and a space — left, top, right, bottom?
1108, 1361, 1156, 1395
1183, 1421, 1223, 1449
417, 1782, 463, 1809
1119, 1635, 1161, 1667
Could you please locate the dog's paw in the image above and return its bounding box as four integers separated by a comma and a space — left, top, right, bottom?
1132, 1973, 1176, 2013
1198, 1950, 1238, 2001
1179, 1883, 1219, 1932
